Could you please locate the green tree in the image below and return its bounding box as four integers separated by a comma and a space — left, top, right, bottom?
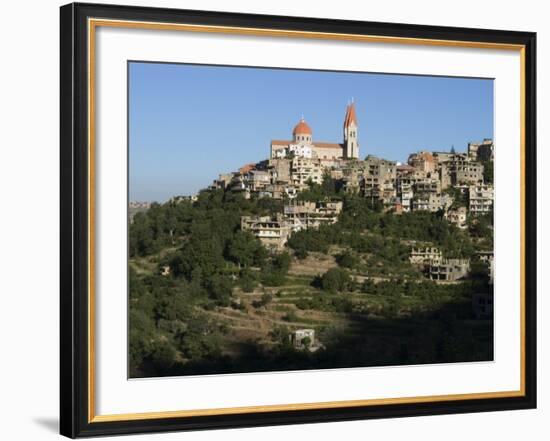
225, 231, 265, 268
482, 160, 494, 184
273, 251, 291, 274
300, 336, 312, 349
336, 251, 359, 269
319, 268, 352, 293
205, 274, 233, 306
171, 236, 225, 280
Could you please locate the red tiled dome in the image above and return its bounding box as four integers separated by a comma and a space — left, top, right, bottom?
292, 119, 312, 135
417, 151, 435, 162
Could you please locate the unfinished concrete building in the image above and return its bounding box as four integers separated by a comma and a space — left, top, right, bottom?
469, 184, 494, 214
445, 206, 468, 229
409, 247, 443, 265
428, 258, 470, 281
240, 215, 291, 251
283, 200, 343, 232
468, 138, 494, 162
412, 193, 453, 213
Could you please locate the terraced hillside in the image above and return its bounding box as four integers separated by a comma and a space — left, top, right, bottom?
128, 189, 493, 378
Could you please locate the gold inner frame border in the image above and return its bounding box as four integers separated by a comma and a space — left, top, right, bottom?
87, 17, 527, 423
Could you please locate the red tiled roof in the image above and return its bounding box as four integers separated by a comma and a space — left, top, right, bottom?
397, 164, 415, 171
314, 142, 343, 149
239, 163, 256, 174
344, 102, 358, 128
270, 140, 342, 149
293, 119, 312, 135
271, 140, 291, 146
416, 151, 435, 162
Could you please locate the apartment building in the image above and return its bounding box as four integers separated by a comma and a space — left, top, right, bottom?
469, 184, 494, 214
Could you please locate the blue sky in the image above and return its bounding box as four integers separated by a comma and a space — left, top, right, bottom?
129, 62, 493, 202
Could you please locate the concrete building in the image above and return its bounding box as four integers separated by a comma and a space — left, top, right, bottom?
263, 158, 291, 185
270, 102, 360, 162
290, 329, 317, 350
362, 155, 397, 203
399, 183, 414, 212
228, 173, 251, 197
439, 154, 484, 189
211, 173, 234, 190
413, 178, 441, 195
284, 200, 343, 231
469, 184, 494, 214
455, 160, 484, 186
240, 215, 290, 251
432, 151, 456, 163
396, 164, 416, 184
246, 169, 271, 192
408, 150, 437, 174
468, 138, 494, 161
446, 206, 468, 229
428, 258, 470, 281
258, 183, 299, 200
412, 193, 453, 212
290, 157, 323, 188
409, 247, 442, 265
340, 161, 366, 194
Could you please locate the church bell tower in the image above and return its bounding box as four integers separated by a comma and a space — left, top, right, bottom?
343, 100, 359, 159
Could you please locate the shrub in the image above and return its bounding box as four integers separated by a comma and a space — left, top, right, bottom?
320, 268, 352, 293
336, 251, 359, 269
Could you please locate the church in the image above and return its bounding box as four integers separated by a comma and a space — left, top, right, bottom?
270, 102, 360, 162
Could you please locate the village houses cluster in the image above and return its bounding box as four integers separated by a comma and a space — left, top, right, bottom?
207, 101, 494, 283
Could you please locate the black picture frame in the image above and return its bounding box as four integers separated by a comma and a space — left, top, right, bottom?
60, 2, 537, 438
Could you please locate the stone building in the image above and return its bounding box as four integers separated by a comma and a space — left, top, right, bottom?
469, 184, 494, 214
270, 102, 360, 162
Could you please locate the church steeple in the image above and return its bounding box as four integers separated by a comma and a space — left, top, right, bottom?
343, 100, 359, 159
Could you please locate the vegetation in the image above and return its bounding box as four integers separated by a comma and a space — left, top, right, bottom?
482, 160, 494, 184
129, 184, 493, 378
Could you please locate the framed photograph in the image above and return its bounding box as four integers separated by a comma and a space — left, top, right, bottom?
60, 2, 537, 438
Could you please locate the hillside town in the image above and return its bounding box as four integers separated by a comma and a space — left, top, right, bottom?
204, 101, 494, 284
129, 99, 495, 378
